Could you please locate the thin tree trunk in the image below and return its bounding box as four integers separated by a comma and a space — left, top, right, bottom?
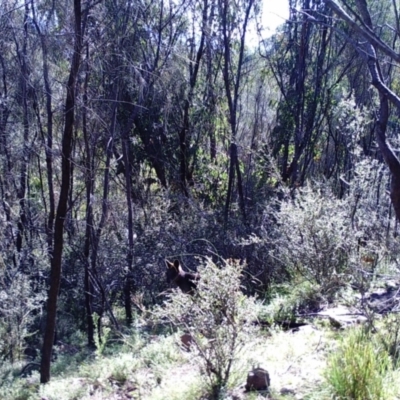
177, 0, 208, 195
219, 0, 254, 225
30, 0, 55, 253
224, 143, 236, 225
89, 85, 121, 336
40, 0, 82, 383
122, 130, 134, 325
82, 45, 95, 348
16, 0, 30, 255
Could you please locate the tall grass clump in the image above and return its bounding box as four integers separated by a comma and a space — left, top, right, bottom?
152, 257, 260, 399
325, 326, 393, 400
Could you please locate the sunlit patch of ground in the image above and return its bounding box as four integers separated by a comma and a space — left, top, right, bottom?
19, 326, 336, 400
236, 325, 333, 399
268, 327, 330, 395
147, 324, 334, 399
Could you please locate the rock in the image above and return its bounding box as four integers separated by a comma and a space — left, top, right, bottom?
366, 287, 400, 313
280, 387, 296, 396
317, 306, 367, 328
245, 367, 270, 392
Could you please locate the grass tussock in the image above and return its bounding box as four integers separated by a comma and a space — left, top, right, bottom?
324, 325, 400, 400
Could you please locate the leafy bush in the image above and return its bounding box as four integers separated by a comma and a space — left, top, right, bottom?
152, 258, 259, 399
264, 280, 324, 324
374, 314, 400, 367
267, 162, 396, 300
325, 327, 393, 400
0, 259, 45, 362
271, 185, 354, 296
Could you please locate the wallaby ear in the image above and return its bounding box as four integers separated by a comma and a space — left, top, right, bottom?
174, 259, 184, 273
166, 260, 174, 269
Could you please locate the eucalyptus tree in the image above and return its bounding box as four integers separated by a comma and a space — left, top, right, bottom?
263, 1, 336, 187
213, 0, 260, 224
29, 0, 58, 254
40, 0, 87, 383
176, 0, 213, 196
323, 0, 400, 220
78, 0, 196, 325
0, 0, 41, 264
0, 3, 19, 264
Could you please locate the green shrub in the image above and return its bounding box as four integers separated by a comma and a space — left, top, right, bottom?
265, 280, 323, 324
0, 262, 45, 362
325, 327, 392, 400
374, 314, 400, 367
0, 366, 40, 400
267, 166, 396, 300
152, 258, 259, 399
272, 185, 354, 297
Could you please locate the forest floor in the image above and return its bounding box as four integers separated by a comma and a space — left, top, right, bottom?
0, 316, 360, 400
3, 283, 400, 399
14, 327, 333, 399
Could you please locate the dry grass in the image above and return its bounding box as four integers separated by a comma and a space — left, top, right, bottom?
138, 324, 333, 399
2, 325, 335, 400
11, 319, 399, 400
9, 318, 400, 399
262, 326, 330, 395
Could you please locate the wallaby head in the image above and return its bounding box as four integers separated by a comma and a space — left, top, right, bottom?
165, 259, 199, 295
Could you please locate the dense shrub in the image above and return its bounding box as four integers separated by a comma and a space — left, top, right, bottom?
152, 258, 259, 399
0, 259, 45, 362
261, 157, 396, 303
270, 185, 355, 297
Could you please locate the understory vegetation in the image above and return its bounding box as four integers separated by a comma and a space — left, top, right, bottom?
3, 0, 400, 398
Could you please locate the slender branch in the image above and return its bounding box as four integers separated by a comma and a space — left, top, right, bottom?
326, 0, 400, 63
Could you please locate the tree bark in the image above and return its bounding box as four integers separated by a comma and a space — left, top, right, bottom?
31, 0, 55, 253
122, 128, 134, 325
177, 0, 208, 195
219, 0, 254, 225
326, 0, 400, 221
82, 45, 95, 348
16, 0, 30, 255
40, 0, 83, 383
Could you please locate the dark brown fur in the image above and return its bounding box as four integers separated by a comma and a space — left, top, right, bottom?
166, 259, 199, 295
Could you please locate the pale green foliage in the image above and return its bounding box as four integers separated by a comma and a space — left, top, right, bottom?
264, 280, 323, 323
92, 313, 111, 358
270, 158, 396, 300
332, 95, 372, 155
273, 184, 354, 295
152, 258, 260, 398
373, 314, 400, 367
0, 260, 45, 362
39, 335, 187, 400
325, 327, 394, 400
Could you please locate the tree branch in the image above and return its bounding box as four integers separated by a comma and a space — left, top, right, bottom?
326, 0, 400, 63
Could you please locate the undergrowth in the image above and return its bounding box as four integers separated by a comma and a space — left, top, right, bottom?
324, 324, 400, 400
152, 257, 260, 399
